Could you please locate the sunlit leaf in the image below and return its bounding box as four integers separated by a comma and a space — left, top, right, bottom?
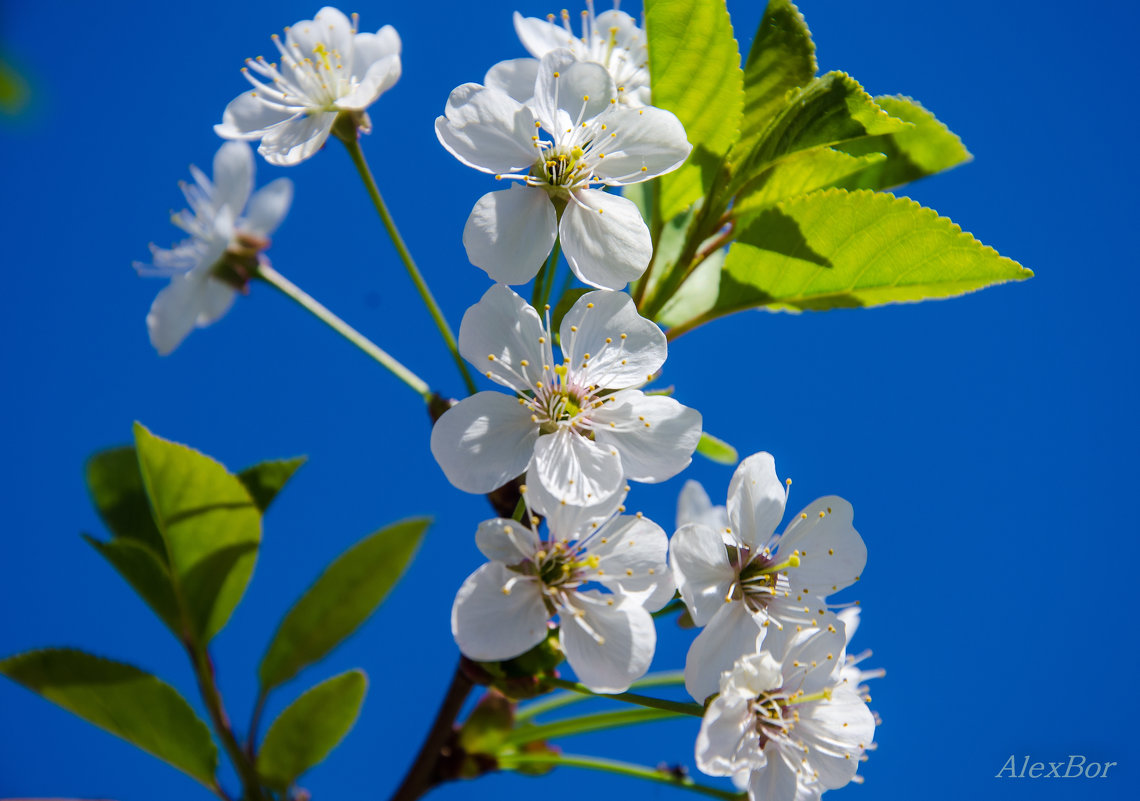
646, 0, 744, 220
134, 423, 260, 642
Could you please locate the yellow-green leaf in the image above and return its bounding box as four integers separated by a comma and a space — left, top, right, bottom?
733, 0, 816, 164
134, 423, 261, 642
833, 95, 971, 191
669, 189, 1031, 334
646, 0, 744, 220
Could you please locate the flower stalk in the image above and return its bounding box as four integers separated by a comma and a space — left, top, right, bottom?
254, 263, 432, 400
498, 753, 743, 801
337, 133, 477, 396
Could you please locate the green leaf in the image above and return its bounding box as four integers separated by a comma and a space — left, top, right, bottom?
731, 147, 886, 223
732, 72, 909, 198
258, 518, 429, 691
257, 670, 367, 790
85, 446, 167, 559
832, 95, 971, 191
696, 432, 738, 465
646, 0, 744, 220
83, 535, 181, 633
733, 0, 816, 163
655, 246, 724, 328
238, 457, 307, 512
0, 649, 217, 786
133, 423, 261, 642
700, 189, 1031, 322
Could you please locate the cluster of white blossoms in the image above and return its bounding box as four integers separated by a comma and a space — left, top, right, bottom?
135, 6, 883, 801
675, 454, 880, 800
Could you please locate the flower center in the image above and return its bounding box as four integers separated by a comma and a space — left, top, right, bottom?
531, 145, 590, 191
732, 549, 800, 613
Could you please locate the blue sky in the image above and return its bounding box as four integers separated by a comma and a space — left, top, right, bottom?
1, 1, 1136, 800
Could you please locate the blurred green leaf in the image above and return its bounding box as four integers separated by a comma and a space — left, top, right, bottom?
0, 54, 29, 116
133, 423, 261, 642
681, 189, 1031, 328
85, 447, 167, 559
259, 518, 429, 691
696, 432, 738, 465
257, 670, 367, 790
733, 0, 816, 163
83, 535, 181, 633
655, 247, 724, 328
833, 95, 971, 191
238, 457, 306, 512
0, 649, 217, 786
646, 0, 744, 220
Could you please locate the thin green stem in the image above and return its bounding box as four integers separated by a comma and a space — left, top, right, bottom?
517, 670, 685, 721
538, 239, 561, 311
547, 677, 703, 717
189, 644, 265, 801
503, 706, 678, 746
246, 688, 268, 759
340, 137, 477, 396
499, 753, 742, 801
254, 264, 431, 400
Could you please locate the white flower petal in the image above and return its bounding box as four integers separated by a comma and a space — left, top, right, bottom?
592, 106, 691, 184
475, 518, 540, 564
677, 480, 730, 533
586, 516, 674, 611
670, 523, 735, 626
215, 91, 295, 140
534, 52, 615, 132
147, 274, 207, 356
195, 278, 237, 326
435, 84, 539, 174
592, 391, 702, 483
242, 177, 293, 237
353, 25, 401, 70
560, 290, 666, 389
727, 452, 787, 552
530, 427, 624, 507
526, 480, 626, 542
559, 591, 654, 693
747, 747, 805, 801
560, 189, 651, 289
210, 141, 254, 219
513, 11, 579, 57
430, 391, 539, 494
696, 693, 761, 777
452, 562, 549, 661
459, 283, 548, 392
462, 188, 556, 285
258, 112, 337, 166
484, 57, 540, 103
797, 686, 876, 790
777, 497, 866, 595
684, 601, 763, 703
286, 7, 355, 72
336, 54, 401, 110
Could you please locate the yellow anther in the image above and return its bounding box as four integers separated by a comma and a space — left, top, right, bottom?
553, 71, 561, 77
587, 302, 594, 308
487, 354, 495, 361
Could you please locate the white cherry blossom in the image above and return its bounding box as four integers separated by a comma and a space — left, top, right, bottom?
670, 453, 867, 701
696, 626, 876, 801
511, 1, 650, 106
435, 49, 690, 289
215, 7, 401, 166
836, 607, 885, 694
431, 285, 701, 506
136, 141, 292, 355
451, 485, 673, 693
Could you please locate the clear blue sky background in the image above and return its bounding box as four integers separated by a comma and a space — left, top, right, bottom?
1, 1, 1136, 800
